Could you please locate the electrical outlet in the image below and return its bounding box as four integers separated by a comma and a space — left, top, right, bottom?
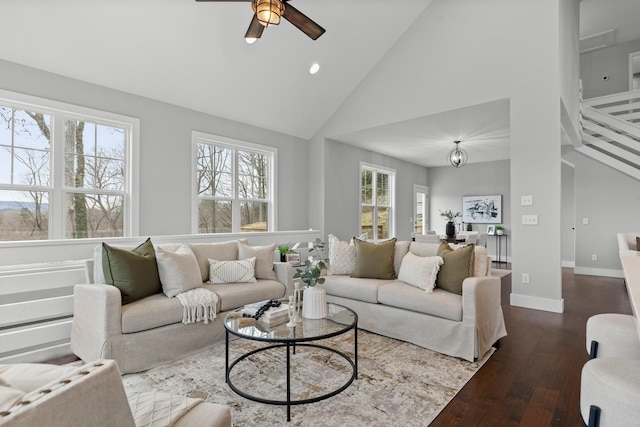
592, 254, 598, 261
522, 273, 530, 284
522, 214, 538, 225
583, 218, 589, 225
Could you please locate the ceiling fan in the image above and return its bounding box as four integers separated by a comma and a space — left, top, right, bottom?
196, 0, 325, 41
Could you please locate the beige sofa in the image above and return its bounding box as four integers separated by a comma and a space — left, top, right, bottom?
0, 360, 231, 427
71, 239, 293, 374
618, 232, 639, 255
322, 240, 507, 362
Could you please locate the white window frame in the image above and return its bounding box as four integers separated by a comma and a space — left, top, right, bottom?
191, 131, 277, 233
0, 89, 140, 241
359, 162, 396, 241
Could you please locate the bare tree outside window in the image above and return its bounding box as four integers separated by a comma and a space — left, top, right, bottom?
0, 102, 128, 241
196, 140, 273, 233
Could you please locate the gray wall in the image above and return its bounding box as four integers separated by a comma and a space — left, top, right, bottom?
0, 59, 310, 236
323, 139, 428, 242
581, 38, 640, 99
428, 159, 511, 261
564, 149, 640, 275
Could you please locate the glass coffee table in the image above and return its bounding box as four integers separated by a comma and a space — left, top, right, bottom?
224, 302, 358, 422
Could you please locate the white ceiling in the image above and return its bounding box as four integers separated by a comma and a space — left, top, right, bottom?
0, 0, 639, 167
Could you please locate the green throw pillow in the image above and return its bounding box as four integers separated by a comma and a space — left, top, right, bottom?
102, 238, 162, 305
351, 238, 397, 280
436, 242, 474, 295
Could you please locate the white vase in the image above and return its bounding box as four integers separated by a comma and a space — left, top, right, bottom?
302, 286, 328, 319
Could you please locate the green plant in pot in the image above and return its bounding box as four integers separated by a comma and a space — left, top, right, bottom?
495, 226, 504, 235
293, 259, 327, 288
278, 245, 293, 262
439, 209, 462, 237
294, 259, 328, 319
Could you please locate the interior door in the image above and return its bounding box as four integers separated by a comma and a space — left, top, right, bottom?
413, 185, 429, 235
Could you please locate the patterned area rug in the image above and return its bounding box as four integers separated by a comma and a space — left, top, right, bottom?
122, 331, 493, 426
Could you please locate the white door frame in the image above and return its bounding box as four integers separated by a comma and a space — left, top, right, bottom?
412, 184, 429, 235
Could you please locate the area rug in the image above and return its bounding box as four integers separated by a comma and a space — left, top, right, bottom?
121, 331, 493, 426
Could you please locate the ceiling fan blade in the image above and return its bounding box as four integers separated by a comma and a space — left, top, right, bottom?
245, 15, 265, 39
282, 3, 325, 40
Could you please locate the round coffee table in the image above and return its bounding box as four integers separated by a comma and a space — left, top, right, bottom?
224, 302, 358, 422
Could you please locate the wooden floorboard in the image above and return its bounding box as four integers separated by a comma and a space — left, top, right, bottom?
46, 265, 631, 426
430, 265, 631, 427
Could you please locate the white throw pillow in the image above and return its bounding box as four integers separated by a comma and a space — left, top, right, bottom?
398, 252, 444, 292
156, 245, 203, 297
328, 234, 357, 275
209, 258, 257, 284
237, 242, 277, 280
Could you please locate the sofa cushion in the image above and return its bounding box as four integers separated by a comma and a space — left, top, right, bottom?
238, 242, 277, 280
451, 243, 489, 277
93, 244, 137, 284
327, 234, 357, 275
398, 252, 443, 291
394, 241, 411, 277
204, 280, 285, 312
188, 239, 249, 282
0, 364, 77, 393
121, 293, 187, 333
352, 238, 397, 280
208, 258, 257, 284
0, 386, 24, 414
436, 242, 474, 295
377, 281, 463, 321
102, 238, 162, 305
156, 244, 203, 297
322, 275, 394, 304
409, 241, 440, 257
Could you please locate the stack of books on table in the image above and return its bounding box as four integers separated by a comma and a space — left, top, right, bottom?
243, 301, 290, 326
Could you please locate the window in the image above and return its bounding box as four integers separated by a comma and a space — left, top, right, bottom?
193, 132, 276, 233
0, 90, 138, 241
360, 163, 395, 240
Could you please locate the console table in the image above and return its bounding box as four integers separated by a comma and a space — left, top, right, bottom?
494, 233, 508, 264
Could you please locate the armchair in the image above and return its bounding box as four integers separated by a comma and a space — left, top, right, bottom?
0, 360, 231, 427
580, 313, 640, 426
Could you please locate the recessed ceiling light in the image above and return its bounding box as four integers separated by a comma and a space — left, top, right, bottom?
245, 37, 257, 45
309, 63, 320, 75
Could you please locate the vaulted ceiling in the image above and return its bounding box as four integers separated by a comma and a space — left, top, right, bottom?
1, 0, 639, 167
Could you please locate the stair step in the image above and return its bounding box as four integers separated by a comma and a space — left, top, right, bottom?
577, 145, 640, 180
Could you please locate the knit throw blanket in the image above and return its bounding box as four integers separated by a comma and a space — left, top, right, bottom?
176, 288, 219, 324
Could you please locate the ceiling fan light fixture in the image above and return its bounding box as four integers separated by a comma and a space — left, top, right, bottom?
252, 0, 285, 27
448, 140, 468, 168
245, 37, 257, 44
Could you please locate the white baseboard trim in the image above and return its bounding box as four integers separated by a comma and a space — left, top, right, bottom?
562, 260, 575, 268
573, 267, 624, 278
510, 293, 564, 313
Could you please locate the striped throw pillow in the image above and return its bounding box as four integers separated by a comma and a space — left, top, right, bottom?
208, 257, 257, 284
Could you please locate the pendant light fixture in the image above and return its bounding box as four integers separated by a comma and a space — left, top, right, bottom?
448, 140, 468, 168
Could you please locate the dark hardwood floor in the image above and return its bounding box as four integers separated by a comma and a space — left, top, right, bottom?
47, 265, 631, 426
431, 264, 632, 427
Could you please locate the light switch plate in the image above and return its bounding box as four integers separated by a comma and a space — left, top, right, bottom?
521, 195, 533, 206
522, 214, 538, 225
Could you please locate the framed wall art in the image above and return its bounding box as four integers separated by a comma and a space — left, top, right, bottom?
462, 195, 502, 224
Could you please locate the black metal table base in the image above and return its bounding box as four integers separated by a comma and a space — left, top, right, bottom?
225, 329, 358, 422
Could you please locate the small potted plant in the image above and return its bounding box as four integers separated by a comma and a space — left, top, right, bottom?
278, 245, 293, 262
439, 209, 462, 237
294, 259, 327, 319
495, 226, 504, 236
